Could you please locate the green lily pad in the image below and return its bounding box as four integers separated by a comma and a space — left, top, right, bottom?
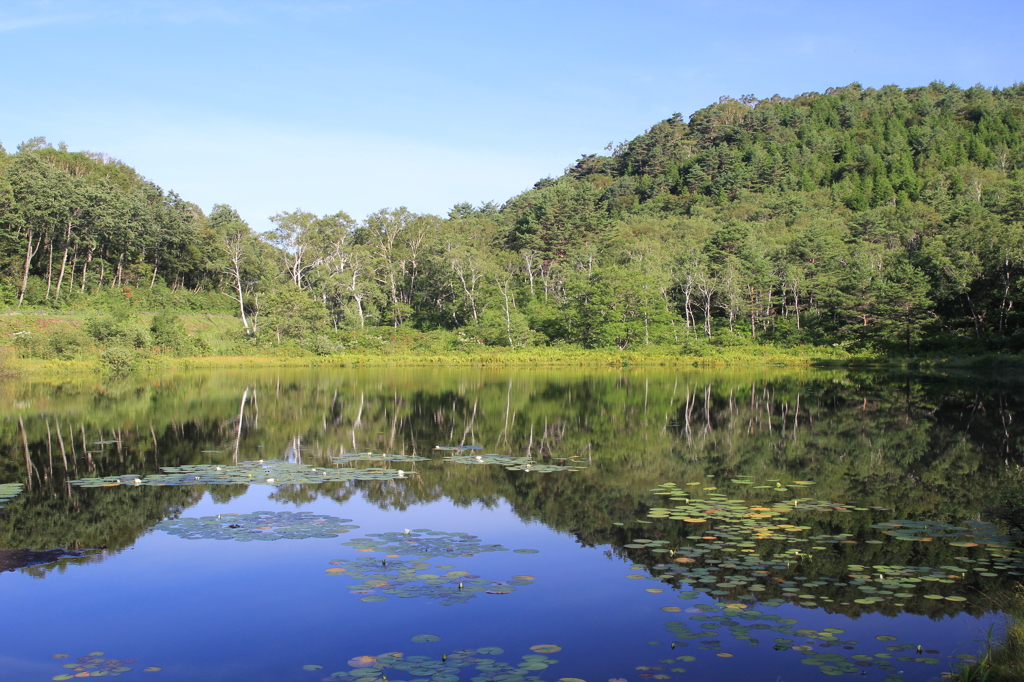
477, 647, 504, 654
156, 511, 358, 541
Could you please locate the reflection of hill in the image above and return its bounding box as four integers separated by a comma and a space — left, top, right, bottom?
0, 367, 1021, 591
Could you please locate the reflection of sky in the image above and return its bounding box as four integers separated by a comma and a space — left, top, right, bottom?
2, 485, 1001, 682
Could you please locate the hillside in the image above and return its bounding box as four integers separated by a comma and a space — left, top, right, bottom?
2, 81, 1024, 361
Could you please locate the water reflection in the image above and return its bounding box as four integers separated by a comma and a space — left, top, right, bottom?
1, 367, 1021, 597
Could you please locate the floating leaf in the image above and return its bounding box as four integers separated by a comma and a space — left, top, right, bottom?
411, 634, 440, 643
157, 511, 359, 541
530, 645, 562, 653
443, 452, 585, 473
72, 460, 417, 489
341, 529, 510, 558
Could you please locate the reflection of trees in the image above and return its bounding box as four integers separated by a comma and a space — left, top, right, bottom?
0, 368, 1021, 589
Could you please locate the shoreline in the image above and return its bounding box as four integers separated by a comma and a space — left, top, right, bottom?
5, 347, 1024, 377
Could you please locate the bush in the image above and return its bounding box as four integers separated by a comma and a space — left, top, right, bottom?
84, 313, 151, 348
305, 334, 342, 356
46, 325, 90, 359
20, 276, 47, 307
986, 467, 1024, 537
100, 346, 137, 376
151, 311, 188, 352
84, 313, 122, 342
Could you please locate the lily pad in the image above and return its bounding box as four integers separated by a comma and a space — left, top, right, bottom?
0, 482, 24, 508
71, 460, 417, 488
156, 511, 358, 541
443, 452, 586, 472
342, 529, 510, 558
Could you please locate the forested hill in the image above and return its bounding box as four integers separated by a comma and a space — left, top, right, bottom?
3, 81, 1024, 355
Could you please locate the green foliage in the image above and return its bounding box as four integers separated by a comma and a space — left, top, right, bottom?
4, 82, 1024, 358
151, 310, 188, 352
256, 282, 329, 343
84, 312, 151, 348
100, 345, 137, 376
985, 467, 1024, 537
45, 324, 90, 360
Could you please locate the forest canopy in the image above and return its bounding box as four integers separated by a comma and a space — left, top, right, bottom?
2, 81, 1024, 355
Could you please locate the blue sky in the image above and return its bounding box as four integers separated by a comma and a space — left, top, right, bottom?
1, 0, 1021, 230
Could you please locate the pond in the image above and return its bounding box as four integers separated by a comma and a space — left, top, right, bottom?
1, 366, 1022, 682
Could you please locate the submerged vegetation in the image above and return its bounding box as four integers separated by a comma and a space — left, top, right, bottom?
3, 81, 1024, 369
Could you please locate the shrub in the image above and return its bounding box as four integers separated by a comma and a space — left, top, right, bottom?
84, 313, 122, 342
305, 334, 342, 356
151, 311, 188, 352
100, 346, 137, 376
46, 325, 90, 360
986, 468, 1024, 537
84, 313, 151, 348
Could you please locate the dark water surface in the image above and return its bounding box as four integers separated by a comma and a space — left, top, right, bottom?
2, 367, 1023, 682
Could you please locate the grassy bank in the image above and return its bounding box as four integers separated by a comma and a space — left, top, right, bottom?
4, 344, 855, 376
949, 589, 1024, 682
6, 309, 1024, 376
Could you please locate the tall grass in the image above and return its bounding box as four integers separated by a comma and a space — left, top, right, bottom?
949, 586, 1024, 682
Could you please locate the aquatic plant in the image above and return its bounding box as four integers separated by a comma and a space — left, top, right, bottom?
340, 529, 520, 558
69, 460, 417, 488
332, 452, 429, 464
0, 482, 23, 508
49, 651, 161, 678
302, 638, 567, 681
325, 557, 535, 605
442, 452, 586, 472
154, 511, 359, 541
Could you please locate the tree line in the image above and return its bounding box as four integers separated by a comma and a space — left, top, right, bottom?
2, 80, 1024, 353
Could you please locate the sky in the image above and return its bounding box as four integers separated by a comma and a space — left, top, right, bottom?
1, 0, 1022, 231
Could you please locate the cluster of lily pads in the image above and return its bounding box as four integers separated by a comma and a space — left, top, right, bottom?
303, 637, 570, 682
69, 460, 417, 488
326, 557, 535, 605
0, 482, 23, 508
50, 652, 161, 679
441, 452, 586, 473
603, 478, 1020, 677
636, 480, 1024, 605
154, 511, 360, 541
332, 452, 429, 465
870, 519, 1018, 547
650, 601, 967, 679
341, 529, 537, 558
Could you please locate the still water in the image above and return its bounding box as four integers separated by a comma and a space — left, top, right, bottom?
1, 367, 1022, 682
